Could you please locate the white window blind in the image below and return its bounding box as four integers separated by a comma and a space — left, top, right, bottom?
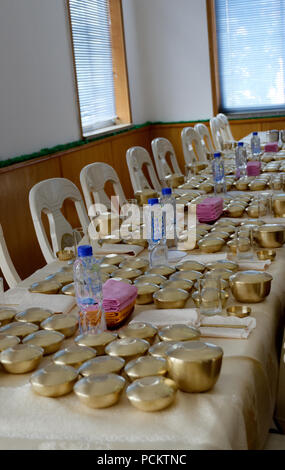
215, 0, 285, 114
69, 0, 116, 136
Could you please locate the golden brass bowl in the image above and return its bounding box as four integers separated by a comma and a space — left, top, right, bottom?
204, 231, 229, 241
199, 182, 213, 193
125, 356, 168, 381
23, 330, 65, 355
229, 270, 272, 303
272, 194, 285, 217
226, 305, 251, 318
111, 268, 142, 281
227, 238, 251, 254
226, 205, 244, 218
162, 279, 193, 293
30, 363, 78, 397
256, 249, 276, 261
249, 180, 267, 191
205, 267, 233, 281
0, 321, 39, 340
145, 265, 176, 278
148, 341, 178, 359
119, 257, 149, 273
118, 322, 157, 343
192, 289, 228, 308
40, 314, 78, 338
78, 355, 125, 377
0, 334, 20, 352
256, 224, 285, 248
111, 277, 132, 285
134, 189, 158, 206
100, 264, 119, 274
158, 324, 200, 342
52, 344, 96, 369
153, 288, 189, 309
166, 341, 223, 392
15, 308, 53, 325
0, 308, 17, 326
61, 282, 75, 296
198, 237, 224, 253
176, 259, 205, 273
134, 274, 167, 286
28, 279, 62, 295
246, 205, 259, 218
75, 331, 117, 355
235, 179, 248, 191
56, 250, 74, 261
126, 376, 177, 412
211, 225, 235, 235
136, 283, 160, 305
165, 173, 185, 188
105, 337, 149, 363
0, 344, 44, 374
194, 278, 228, 291
206, 260, 238, 272
103, 254, 125, 266
46, 271, 74, 287
101, 235, 122, 245
169, 270, 203, 283
74, 373, 125, 409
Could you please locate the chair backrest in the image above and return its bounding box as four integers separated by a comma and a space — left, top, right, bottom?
217, 113, 234, 141
126, 146, 161, 193
210, 116, 224, 151
151, 137, 182, 182
29, 178, 89, 264
181, 127, 208, 164
194, 123, 216, 154
80, 162, 127, 215
0, 224, 21, 288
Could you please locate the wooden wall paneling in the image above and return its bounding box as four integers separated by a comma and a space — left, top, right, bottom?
229, 120, 262, 142
260, 118, 285, 132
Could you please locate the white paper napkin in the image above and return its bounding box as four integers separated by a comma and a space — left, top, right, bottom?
132, 308, 200, 328
238, 260, 271, 271
182, 253, 228, 263
200, 314, 256, 339
2, 288, 75, 314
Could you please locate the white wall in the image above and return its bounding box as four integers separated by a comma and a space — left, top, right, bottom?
122, 0, 213, 123
0, 0, 80, 160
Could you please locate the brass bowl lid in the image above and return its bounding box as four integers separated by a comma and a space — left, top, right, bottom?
15, 307, 53, 324
30, 363, 78, 388
134, 274, 167, 285
226, 305, 251, 318
111, 268, 142, 280
100, 264, 119, 274
158, 324, 200, 342
29, 279, 61, 294
153, 288, 189, 304
0, 321, 39, 338
176, 260, 205, 272
0, 343, 44, 364
40, 314, 78, 332
206, 260, 238, 272
61, 282, 75, 296
101, 236, 122, 244
145, 265, 176, 277
148, 341, 178, 358
75, 331, 117, 349
46, 271, 74, 285
257, 224, 285, 233
126, 376, 177, 404
23, 330, 64, 348
170, 270, 202, 282
118, 322, 157, 340
230, 270, 272, 284
125, 356, 168, 379
78, 355, 125, 377
0, 308, 17, 323
198, 237, 224, 248
205, 268, 233, 281
103, 254, 125, 265
119, 257, 149, 271
136, 283, 160, 296
105, 337, 149, 358
166, 340, 223, 362
0, 334, 20, 352
162, 279, 193, 292
53, 344, 96, 367
111, 277, 132, 285
74, 373, 125, 399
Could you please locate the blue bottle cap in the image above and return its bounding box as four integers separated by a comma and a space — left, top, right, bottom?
77, 245, 93, 257
238, 142, 244, 147
148, 198, 159, 205
253, 132, 258, 136
214, 152, 221, 158
162, 188, 172, 196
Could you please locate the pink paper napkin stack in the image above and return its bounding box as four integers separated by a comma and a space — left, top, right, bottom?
264, 142, 278, 153
102, 279, 138, 312
196, 197, 224, 223
247, 161, 261, 176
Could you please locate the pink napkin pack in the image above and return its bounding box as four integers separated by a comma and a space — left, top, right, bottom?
102, 279, 137, 312
196, 197, 224, 223
264, 142, 278, 153
247, 161, 261, 176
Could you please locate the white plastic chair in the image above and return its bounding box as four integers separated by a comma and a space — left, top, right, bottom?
29, 178, 89, 264
126, 146, 161, 193
0, 224, 21, 288
181, 127, 208, 165
151, 137, 182, 182
80, 162, 127, 215
210, 116, 225, 151
194, 123, 216, 154
217, 113, 235, 142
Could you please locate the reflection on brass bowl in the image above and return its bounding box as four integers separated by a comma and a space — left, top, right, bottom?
23, 330, 65, 355
78, 355, 125, 377
30, 363, 78, 397
105, 338, 149, 363
256, 224, 285, 248
162, 279, 193, 293
272, 195, 285, 217
153, 288, 189, 309
148, 341, 178, 359
74, 373, 125, 409
15, 308, 53, 326
198, 237, 224, 253
40, 314, 78, 338
166, 341, 223, 392
0, 344, 44, 374
61, 282, 75, 296
118, 322, 157, 343
75, 331, 117, 355
125, 356, 168, 381
226, 305, 251, 318
0, 321, 39, 340
126, 376, 177, 412
256, 249, 276, 261
53, 345, 96, 369
229, 270, 272, 303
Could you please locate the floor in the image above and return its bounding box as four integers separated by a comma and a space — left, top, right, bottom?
264, 432, 285, 450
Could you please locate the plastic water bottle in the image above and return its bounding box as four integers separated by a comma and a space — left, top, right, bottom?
160, 187, 177, 248
251, 132, 261, 159
235, 142, 247, 178
212, 152, 226, 195
147, 198, 168, 267
73, 245, 106, 334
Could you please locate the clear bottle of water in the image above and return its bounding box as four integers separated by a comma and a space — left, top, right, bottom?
160, 187, 177, 248
73, 245, 106, 334
212, 152, 226, 195
235, 142, 247, 178
251, 132, 261, 160
147, 198, 168, 268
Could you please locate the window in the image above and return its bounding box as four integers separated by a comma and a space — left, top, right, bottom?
210, 0, 285, 115
68, 0, 131, 137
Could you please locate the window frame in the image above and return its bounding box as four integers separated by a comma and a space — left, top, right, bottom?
66, 0, 132, 138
